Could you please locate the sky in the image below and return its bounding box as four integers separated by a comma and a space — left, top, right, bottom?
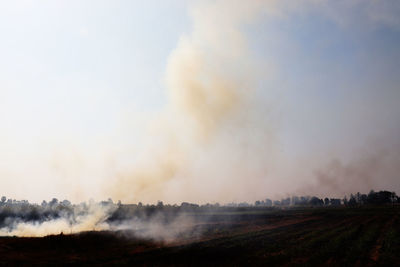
0, 0, 399, 204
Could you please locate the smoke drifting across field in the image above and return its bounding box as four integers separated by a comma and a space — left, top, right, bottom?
0, 201, 198, 240
306, 143, 400, 198
108, 0, 400, 203
0, 202, 114, 237
0, 0, 278, 238
0, 0, 399, 211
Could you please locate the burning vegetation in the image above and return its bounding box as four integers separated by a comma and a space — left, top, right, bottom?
0, 194, 399, 266
0, 190, 397, 239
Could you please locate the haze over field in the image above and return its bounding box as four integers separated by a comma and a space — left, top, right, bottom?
0, 0, 399, 204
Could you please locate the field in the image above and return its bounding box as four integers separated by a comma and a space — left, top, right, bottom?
0, 206, 399, 266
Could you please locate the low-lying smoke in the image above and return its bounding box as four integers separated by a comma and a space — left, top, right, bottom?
0, 200, 200, 241
0, 201, 115, 237
1, 0, 399, 238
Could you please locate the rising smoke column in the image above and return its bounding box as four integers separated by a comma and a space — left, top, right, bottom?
108, 0, 277, 204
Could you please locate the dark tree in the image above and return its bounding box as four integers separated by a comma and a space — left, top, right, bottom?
49, 198, 58, 207
291, 196, 300, 205
281, 198, 291, 206
360, 194, 368, 205
330, 198, 341, 206
343, 196, 348, 206
310, 197, 323, 206
348, 194, 357, 206
61, 200, 71, 206
273, 200, 281, 206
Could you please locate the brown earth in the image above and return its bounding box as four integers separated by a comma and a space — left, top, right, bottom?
0, 207, 398, 266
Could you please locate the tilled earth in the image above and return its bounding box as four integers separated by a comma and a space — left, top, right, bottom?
0, 207, 398, 266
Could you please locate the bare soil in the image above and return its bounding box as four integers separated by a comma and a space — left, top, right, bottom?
0, 207, 398, 266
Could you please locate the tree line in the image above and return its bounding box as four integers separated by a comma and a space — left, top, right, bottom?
253, 190, 399, 207
0, 189, 398, 228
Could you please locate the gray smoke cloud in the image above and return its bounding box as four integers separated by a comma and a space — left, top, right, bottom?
0, 200, 200, 241
307, 142, 400, 198
1, 0, 399, 238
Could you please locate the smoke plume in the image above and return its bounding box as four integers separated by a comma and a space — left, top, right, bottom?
307, 143, 400, 198
1, 0, 400, 237
108, 0, 277, 204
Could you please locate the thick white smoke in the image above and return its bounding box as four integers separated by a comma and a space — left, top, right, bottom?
0, 0, 399, 222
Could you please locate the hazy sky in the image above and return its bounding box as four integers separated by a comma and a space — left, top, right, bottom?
0, 0, 399, 203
